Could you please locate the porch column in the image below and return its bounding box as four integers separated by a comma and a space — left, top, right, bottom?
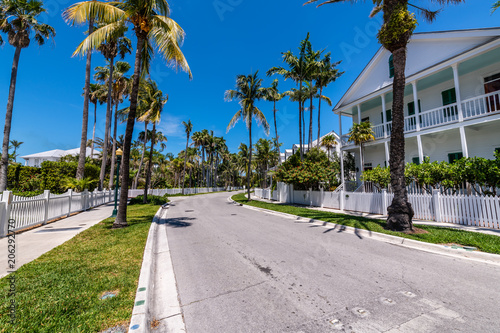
459, 126, 469, 158
357, 104, 361, 124
381, 94, 387, 138
384, 141, 390, 165
452, 64, 464, 122
357, 105, 363, 173
339, 113, 345, 185
412, 81, 420, 131
417, 134, 424, 163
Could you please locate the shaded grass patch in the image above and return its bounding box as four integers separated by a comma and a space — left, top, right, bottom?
232, 193, 500, 255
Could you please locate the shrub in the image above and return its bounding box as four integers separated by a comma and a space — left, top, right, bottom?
129, 195, 169, 205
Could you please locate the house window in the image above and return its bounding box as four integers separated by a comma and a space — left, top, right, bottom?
361, 117, 370, 123
412, 157, 420, 165
380, 109, 392, 123
448, 152, 463, 163
484, 73, 500, 112
364, 163, 372, 171
389, 54, 394, 78
34, 158, 39, 167
441, 88, 458, 118
407, 100, 421, 128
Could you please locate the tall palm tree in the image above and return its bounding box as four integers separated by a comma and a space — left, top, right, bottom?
0, 0, 55, 191
191, 130, 205, 186
138, 79, 167, 202
88, 82, 106, 159
307, 0, 464, 232
264, 79, 284, 158
348, 121, 375, 180
96, 24, 131, 190
9, 139, 23, 163
182, 120, 193, 194
226, 71, 269, 200
321, 134, 337, 160
315, 52, 342, 147
64, 0, 191, 227
268, 33, 316, 161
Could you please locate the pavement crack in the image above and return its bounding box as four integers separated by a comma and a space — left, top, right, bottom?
181, 281, 267, 307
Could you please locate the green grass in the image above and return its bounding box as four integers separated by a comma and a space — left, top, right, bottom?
232, 193, 500, 255
0, 204, 160, 332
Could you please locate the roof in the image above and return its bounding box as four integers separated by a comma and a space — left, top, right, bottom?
334, 27, 500, 113
21, 147, 100, 159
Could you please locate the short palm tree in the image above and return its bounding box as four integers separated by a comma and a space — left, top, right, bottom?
64, 0, 191, 227
348, 121, 375, 178
321, 134, 337, 160
0, 0, 55, 190
264, 79, 284, 158
182, 120, 193, 194
9, 139, 23, 163
306, 0, 464, 232
88, 82, 106, 159
226, 71, 269, 200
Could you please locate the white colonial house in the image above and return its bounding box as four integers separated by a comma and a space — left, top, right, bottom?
20, 147, 99, 167
280, 130, 341, 163
334, 27, 500, 183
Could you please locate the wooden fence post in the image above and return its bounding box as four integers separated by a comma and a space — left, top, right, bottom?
43, 190, 50, 225
433, 189, 441, 222
0, 191, 13, 237
67, 189, 73, 217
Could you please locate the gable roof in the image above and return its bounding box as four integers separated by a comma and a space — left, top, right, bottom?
334, 27, 500, 113
20, 147, 100, 160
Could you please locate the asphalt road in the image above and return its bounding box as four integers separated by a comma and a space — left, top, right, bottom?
164, 192, 500, 333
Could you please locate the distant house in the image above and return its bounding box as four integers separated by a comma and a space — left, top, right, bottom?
20, 147, 100, 167
280, 130, 341, 163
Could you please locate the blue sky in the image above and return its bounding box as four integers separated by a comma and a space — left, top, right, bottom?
0, 0, 498, 159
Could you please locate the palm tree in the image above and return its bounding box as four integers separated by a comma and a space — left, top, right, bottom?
96, 25, 131, 190
182, 120, 193, 194
493, 1, 500, 12
9, 139, 23, 163
0, 0, 55, 191
88, 82, 106, 159
321, 134, 337, 160
226, 71, 269, 200
191, 130, 205, 186
64, 0, 191, 227
306, 0, 464, 232
315, 53, 342, 147
138, 79, 167, 202
264, 79, 284, 158
348, 122, 375, 180
268, 33, 316, 161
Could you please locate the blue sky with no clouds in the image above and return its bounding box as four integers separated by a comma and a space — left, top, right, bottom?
0, 0, 498, 159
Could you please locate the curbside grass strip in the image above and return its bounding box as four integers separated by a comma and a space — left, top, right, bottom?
228, 195, 500, 267
128, 207, 162, 332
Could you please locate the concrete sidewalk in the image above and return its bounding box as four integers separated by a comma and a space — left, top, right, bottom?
0, 203, 115, 278
252, 196, 500, 237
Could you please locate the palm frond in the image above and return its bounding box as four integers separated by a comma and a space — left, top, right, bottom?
73, 21, 124, 56
63, 1, 124, 26
226, 110, 242, 133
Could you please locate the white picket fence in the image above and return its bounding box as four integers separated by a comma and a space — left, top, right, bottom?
0, 189, 116, 236
254, 183, 500, 229
128, 187, 241, 198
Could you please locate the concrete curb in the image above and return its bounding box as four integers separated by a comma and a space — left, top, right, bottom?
128, 204, 186, 332
227, 195, 500, 267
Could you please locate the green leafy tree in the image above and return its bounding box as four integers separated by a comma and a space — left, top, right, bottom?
0, 0, 55, 191
226, 71, 270, 200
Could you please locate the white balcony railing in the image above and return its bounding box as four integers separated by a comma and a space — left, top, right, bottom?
340, 91, 500, 149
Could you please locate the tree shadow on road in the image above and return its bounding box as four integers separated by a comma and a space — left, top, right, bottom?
157, 216, 195, 228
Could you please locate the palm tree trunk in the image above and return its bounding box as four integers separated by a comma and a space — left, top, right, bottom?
0, 46, 22, 191
108, 103, 119, 189
273, 100, 279, 158
99, 56, 115, 190
299, 80, 303, 161
387, 46, 414, 232
302, 101, 306, 153
114, 34, 145, 228
309, 95, 313, 150
134, 122, 148, 189
317, 87, 323, 148
182, 133, 188, 194
76, 20, 94, 180
247, 117, 252, 200
143, 123, 156, 203
91, 102, 97, 159
201, 148, 206, 187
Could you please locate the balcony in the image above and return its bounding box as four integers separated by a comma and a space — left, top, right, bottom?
341, 91, 500, 147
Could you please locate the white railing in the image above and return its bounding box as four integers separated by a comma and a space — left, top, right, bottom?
419, 103, 459, 129
128, 187, 240, 198
404, 115, 417, 132
462, 90, 500, 120
253, 183, 500, 229
1, 189, 117, 236
372, 123, 386, 139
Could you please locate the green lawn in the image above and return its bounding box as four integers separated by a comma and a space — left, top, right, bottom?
232, 193, 500, 255
0, 204, 159, 332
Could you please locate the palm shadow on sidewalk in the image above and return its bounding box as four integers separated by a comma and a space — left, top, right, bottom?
156, 216, 195, 228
